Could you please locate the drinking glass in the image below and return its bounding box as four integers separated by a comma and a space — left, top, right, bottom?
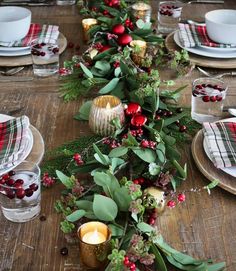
157, 1, 183, 34
56, 0, 76, 5
191, 78, 228, 123
30, 40, 59, 77
0, 161, 41, 223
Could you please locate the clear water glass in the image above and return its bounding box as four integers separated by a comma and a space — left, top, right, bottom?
157, 1, 183, 34
0, 161, 41, 223
56, 0, 76, 5
191, 78, 228, 124
31, 41, 59, 77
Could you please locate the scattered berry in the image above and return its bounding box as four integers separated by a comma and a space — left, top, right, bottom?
167, 200, 176, 208
177, 193, 186, 202
60, 247, 68, 256
39, 215, 47, 221
179, 125, 187, 133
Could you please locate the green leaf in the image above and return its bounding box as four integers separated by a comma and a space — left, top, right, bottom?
97, 16, 112, 25
109, 146, 128, 158
172, 160, 187, 179
208, 262, 226, 271
80, 62, 93, 78
93, 194, 118, 221
74, 100, 92, 121
204, 179, 219, 190
66, 210, 86, 222
166, 256, 207, 270
120, 60, 132, 75
136, 19, 145, 29
113, 186, 132, 211
172, 253, 203, 265
137, 222, 155, 233
132, 148, 157, 163
75, 200, 93, 211
93, 48, 117, 61
151, 244, 168, 271
156, 142, 166, 163
93, 143, 110, 165
108, 224, 124, 237
114, 67, 121, 77
163, 112, 187, 127
111, 157, 125, 173
123, 133, 139, 147
95, 60, 111, 72
99, 78, 120, 94
56, 170, 74, 189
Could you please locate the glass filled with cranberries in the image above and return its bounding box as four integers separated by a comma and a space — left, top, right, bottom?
30, 40, 59, 77
157, 1, 183, 34
0, 161, 41, 223
191, 78, 228, 124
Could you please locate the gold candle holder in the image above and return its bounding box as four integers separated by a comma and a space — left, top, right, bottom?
89, 95, 125, 136
82, 18, 98, 42
78, 221, 112, 269
130, 40, 147, 65
131, 2, 152, 23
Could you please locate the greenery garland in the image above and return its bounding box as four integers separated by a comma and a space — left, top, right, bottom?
51, 0, 226, 270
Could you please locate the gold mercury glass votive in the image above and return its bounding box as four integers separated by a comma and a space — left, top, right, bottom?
78, 221, 112, 269
130, 40, 147, 65
131, 2, 152, 23
89, 95, 125, 136
82, 18, 98, 42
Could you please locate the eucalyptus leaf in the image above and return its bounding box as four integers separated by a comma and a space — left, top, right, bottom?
163, 112, 187, 127
108, 224, 124, 237
109, 146, 128, 158
56, 170, 74, 189
156, 142, 166, 163
66, 210, 86, 222
75, 200, 93, 211
114, 67, 121, 77
137, 222, 155, 233
95, 60, 111, 72
75, 101, 92, 121
111, 157, 125, 173
113, 186, 132, 211
99, 78, 120, 94
208, 262, 226, 271
80, 62, 93, 78
151, 244, 168, 271
93, 143, 110, 165
93, 194, 118, 221
132, 148, 157, 163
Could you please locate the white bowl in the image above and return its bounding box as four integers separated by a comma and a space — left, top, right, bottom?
205, 9, 236, 45
0, 6, 31, 42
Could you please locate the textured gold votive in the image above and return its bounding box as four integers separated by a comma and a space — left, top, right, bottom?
131, 2, 152, 23
130, 40, 147, 65
78, 221, 112, 269
89, 95, 125, 136
82, 18, 98, 42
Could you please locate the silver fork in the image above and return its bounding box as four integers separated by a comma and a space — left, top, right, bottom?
197, 67, 236, 79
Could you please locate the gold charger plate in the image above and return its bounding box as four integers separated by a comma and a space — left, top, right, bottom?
165, 31, 236, 69
191, 130, 236, 195
0, 32, 67, 67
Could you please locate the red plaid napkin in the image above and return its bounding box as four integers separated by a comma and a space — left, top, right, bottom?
203, 122, 236, 168
0, 24, 59, 47
178, 23, 236, 48
0, 116, 30, 169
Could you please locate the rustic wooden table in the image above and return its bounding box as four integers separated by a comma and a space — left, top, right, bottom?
0, 1, 236, 270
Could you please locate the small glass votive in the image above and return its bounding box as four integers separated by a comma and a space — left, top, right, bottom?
0, 161, 41, 223
131, 2, 152, 23
157, 1, 183, 34
30, 40, 59, 77
89, 95, 125, 136
130, 40, 147, 65
82, 18, 98, 42
56, 0, 76, 5
191, 78, 228, 124
78, 221, 112, 269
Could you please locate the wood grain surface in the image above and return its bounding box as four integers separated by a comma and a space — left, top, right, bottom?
0, 2, 236, 271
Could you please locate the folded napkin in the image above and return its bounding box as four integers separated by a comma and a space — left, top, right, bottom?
0, 116, 30, 169
203, 122, 236, 169
178, 23, 236, 48
0, 24, 59, 47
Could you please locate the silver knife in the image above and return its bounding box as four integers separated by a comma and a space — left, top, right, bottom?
188, 0, 224, 3
0, 76, 33, 82
0, 2, 54, 5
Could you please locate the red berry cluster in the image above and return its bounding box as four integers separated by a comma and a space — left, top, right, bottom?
124, 18, 134, 30
123, 256, 136, 271
159, 5, 180, 16
103, 138, 121, 149
166, 193, 186, 208
147, 209, 157, 225
0, 171, 39, 199
192, 83, 224, 102
31, 43, 59, 57
113, 60, 120, 68
42, 172, 56, 188
140, 139, 156, 149
73, 153, 84, 165
132, 177, 145, 185
104, 0, 120, 8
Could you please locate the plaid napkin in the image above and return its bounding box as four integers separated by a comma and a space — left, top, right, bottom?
178, 23, 236, 48
0, 116, 30, 170
203, 122, 236, 169
0, 24, 59, 47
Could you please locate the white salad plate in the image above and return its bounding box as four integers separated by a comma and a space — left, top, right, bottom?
174, 31, 236, 59
198, 44, 236, 52
0, 46, 29, 51
203, 117, 236, 178
0, 48, 30, 57
0, 114, 33, 175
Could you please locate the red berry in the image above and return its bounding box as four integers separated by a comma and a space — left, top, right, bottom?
15, 179, 24, 185
13, 182, 23, 189
123, 256, 130, 266
155, 115, 161, 120
25, 188, 34, 197
0, 178, 5, 184
103, 10, 109, 15
129, 263, 136, 271
177, 193, 186, 202
140, 140, 149, 148
179, 125, 187, 133
216, 95, 222, 101
29, 183, 39, 191
131, 114, 147, 127
73, 153, 81, 161
60, 247, 69, 256
148, 217, 156, 225
6, 178, 15, 186
2, 174, 10, 180
210, 96, 217, 102
167, 200, 176, 208
40, 51, 46, 56
16, 188, 25, 199
99, 44, 112, 52
138, 177, 145, 184
125, 103, 142, 115
8, 170, 15, 176
6, 189, 15, 199
133, 179, 139, 185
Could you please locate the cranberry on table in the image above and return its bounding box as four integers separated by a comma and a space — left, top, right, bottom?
60, 247, 68, 256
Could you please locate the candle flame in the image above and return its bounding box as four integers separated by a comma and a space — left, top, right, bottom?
106, 102, 111, 109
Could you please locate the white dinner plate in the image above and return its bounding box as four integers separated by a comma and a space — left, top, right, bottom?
174, 31, 236, 59
0, 114, 34, 176
0, 48, 30, 57
198, 44, 236, 52
203, 117, 236, 177
0, 46, 29, 52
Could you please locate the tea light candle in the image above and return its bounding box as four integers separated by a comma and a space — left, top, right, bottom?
89, 95, 125, 136
82, 18, 98, 42
131, 2, 152, 23
78, 221, 112, 269
130, 40, 147, 65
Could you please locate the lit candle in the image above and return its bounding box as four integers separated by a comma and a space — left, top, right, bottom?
130, 40, 147, 65
131, 2, 152, 23
82, 229, 106, 244
89, 95, 125, 136
82, 18, 98, 42
78, 221, 112, 269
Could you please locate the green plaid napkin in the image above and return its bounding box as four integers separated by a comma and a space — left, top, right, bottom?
0, 116, 30, 169
203, 122, 236, 168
